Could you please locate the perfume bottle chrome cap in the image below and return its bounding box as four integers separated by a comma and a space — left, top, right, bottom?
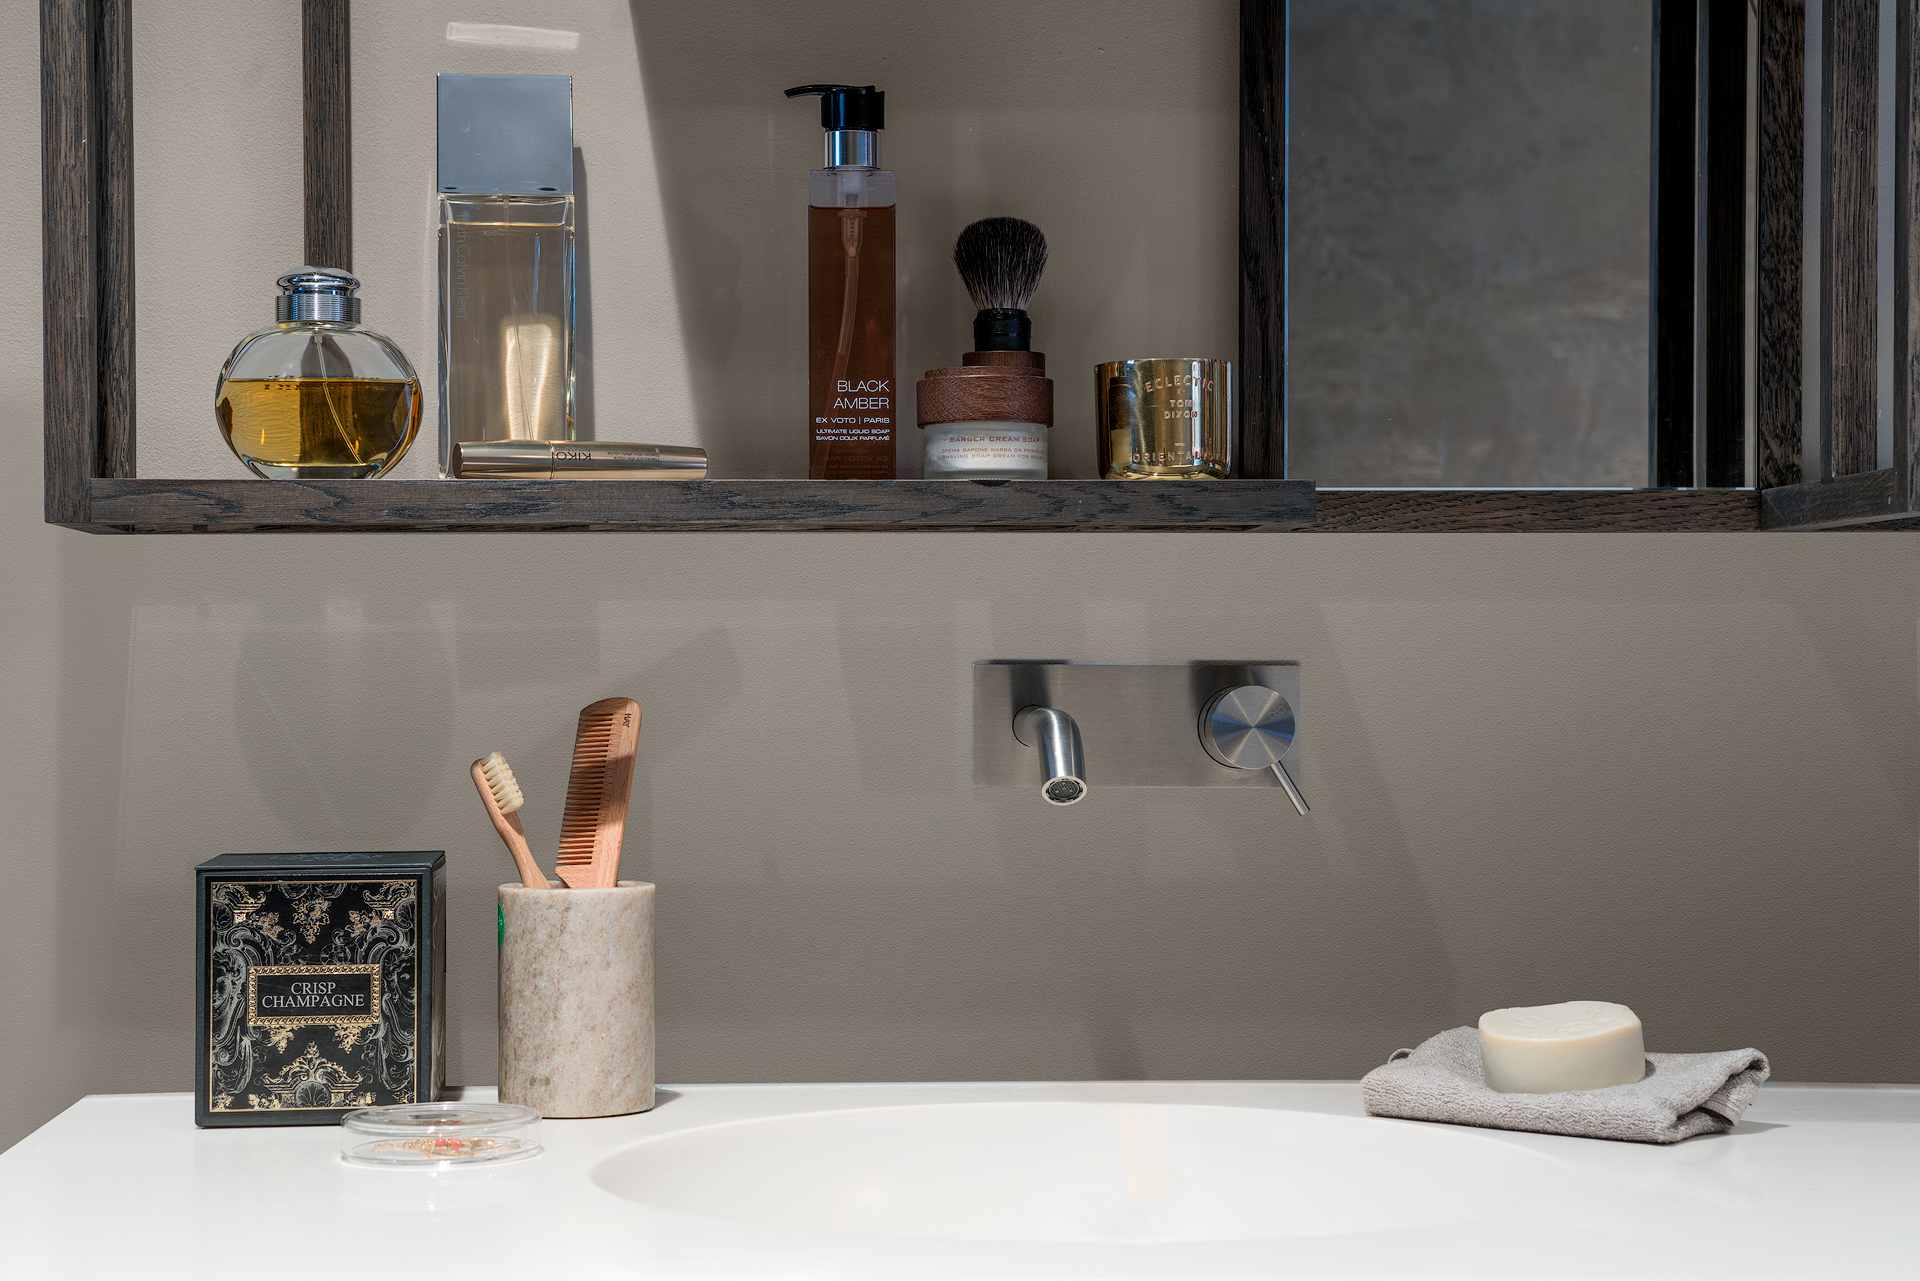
275, 265, 360, 323
437, 73, 574, 196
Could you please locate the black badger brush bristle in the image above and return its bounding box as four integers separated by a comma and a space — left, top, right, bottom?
954, 218, 1049, 311
953, 218, 1048, 351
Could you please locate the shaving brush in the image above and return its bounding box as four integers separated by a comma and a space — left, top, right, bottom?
954, 217, 1049, 351
916, 217, 1054, 479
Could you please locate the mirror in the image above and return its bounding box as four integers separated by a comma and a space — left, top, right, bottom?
1279, 0, 1755, 490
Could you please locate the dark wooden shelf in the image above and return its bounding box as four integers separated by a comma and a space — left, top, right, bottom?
68, 478, 1793, 534
81, 477, 1318, 533
1307, 488, 1761, 532
1758, 469, 1920, 529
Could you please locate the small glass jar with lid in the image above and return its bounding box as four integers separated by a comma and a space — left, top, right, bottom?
215, 267, 422, 479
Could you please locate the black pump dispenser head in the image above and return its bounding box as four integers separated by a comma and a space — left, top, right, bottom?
785, 84, 886, 131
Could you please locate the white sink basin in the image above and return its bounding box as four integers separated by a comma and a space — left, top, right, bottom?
591, 1100, 1569, 1243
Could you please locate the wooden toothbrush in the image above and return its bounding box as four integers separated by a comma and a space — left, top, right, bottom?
555, 697, 641, 889
472, 752, 549, 889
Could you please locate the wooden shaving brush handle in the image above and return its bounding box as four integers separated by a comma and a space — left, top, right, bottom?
916, 363, 1053, 427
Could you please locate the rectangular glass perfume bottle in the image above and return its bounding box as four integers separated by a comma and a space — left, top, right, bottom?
437, 74, 576, 475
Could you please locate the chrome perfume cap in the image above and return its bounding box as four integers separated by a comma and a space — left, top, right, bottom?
275, 266, 361, 323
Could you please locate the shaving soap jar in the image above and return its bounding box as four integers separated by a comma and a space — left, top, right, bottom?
1096, 357, 1233, 479
917, 351, 1052, 479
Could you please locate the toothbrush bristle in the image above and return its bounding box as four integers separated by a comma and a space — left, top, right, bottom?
481, 751, 525, 814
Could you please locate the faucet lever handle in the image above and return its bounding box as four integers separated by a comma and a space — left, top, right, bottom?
1270, 761, 1310, 815
1199, 686, 1309, 815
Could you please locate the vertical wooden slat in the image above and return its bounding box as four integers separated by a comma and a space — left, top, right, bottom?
1818, 0, 1878, 478
303, 0, 351, 270
1758, 0, 1805, 490
42, 0, 98, 524
1237, 0, 1285, 480
97, 0, 133, 479
1701, 0, 1748, 487
1652, 0, 1700, 486
1896, 0, 1920, 508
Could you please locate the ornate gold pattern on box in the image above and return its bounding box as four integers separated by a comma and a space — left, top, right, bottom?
251, 1043, 374, 1110
207, 879, 420, 1113
293, 897, 331, 943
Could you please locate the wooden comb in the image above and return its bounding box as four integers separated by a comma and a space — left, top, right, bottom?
555, 697, 641, 889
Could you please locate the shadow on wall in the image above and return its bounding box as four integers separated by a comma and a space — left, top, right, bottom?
44, 533, 1469, 1098
626, 0, 1240, 479
232, 602, 458, 837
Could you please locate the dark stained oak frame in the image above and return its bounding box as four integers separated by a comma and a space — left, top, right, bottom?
1745, 0, 1920, 531
37, 0, 1884, 534
1746, 0, 1920, 529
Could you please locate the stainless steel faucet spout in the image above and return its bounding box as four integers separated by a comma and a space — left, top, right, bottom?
1012, 706, 1087, 805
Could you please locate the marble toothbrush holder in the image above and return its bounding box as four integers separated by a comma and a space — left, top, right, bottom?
497, 881, 655, 1118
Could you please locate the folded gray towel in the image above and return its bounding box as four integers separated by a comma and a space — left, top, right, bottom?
1361, 1025, 1770, 1144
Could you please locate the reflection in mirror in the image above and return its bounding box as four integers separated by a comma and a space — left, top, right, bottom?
1287, 1, 1658, 488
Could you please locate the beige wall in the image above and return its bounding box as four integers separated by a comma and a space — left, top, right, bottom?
4, 1, 1917, 1150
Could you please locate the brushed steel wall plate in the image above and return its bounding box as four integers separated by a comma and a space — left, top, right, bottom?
972, 661, 1301, 790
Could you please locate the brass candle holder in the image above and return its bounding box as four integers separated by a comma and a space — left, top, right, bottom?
1096, 358, 1234, 479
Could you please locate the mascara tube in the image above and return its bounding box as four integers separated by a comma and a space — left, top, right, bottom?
449, 440, 708, 480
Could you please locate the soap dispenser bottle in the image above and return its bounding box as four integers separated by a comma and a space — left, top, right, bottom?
215, 267, 422, 479
785, 84, 896, 479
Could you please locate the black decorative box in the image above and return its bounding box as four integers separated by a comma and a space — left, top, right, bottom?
195, 851, 446, 1127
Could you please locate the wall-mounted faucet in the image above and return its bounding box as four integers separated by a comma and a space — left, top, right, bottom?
1012, 706, 1087, 805
974, 662, 1309, 811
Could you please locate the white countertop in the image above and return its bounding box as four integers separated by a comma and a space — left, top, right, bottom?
1, 1080, 1914, 1279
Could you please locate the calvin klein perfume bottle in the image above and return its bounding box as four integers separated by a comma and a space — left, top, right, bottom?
215, 267, 422, 479
786, 84, 895, 479
437, 73, 576, 475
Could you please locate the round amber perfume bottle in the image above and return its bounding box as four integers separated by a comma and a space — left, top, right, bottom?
216, 267, 422, 479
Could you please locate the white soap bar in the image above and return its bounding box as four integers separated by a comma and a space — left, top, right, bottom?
1478, 1001, 1646, 1094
